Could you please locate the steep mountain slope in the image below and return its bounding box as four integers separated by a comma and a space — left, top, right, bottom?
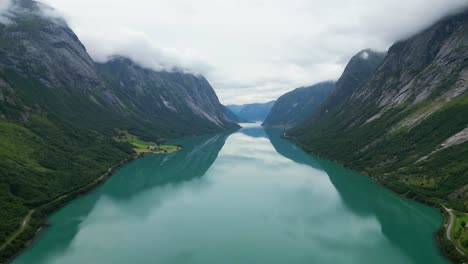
0, 2, 133, 259
96, 57, 239, 138
0, 0, 237, 261
0, 0, 237, 139
313, 49, 387, 119
0, 0, 131, 133
262, 81, 334, 128
223, 106, 245, 123
227, 101, 275, 121
289, 9, 468, 214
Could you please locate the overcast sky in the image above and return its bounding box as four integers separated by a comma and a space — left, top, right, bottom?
12, 1, 468, 104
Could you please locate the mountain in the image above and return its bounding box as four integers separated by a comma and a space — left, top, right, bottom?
96, 57, 239, 138
316, 50, 387, 117
0, 0, 237, 261
0, 0, 237, 139
227, 101, 275, 121
289, 9, 468, 215
223, 106, 246, 123
262, 81, 334, 128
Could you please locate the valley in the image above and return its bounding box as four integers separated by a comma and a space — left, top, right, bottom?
11, 126, 449, 264
0, 0, 467, 263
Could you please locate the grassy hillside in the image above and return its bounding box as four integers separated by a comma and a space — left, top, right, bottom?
113, 129, 181, 154
290, 95, 468, 210
0, 115, 134, 261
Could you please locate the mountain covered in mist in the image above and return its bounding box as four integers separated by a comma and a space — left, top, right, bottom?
289, 9, 468, 217
96, 56, 239, 137
264, 11, 468, 260
0, 0, 237, 260
227, 101, 275, 121
262, 49, 386, 129
262, 81, 334, 128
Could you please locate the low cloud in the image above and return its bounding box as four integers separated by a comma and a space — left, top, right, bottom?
33, 0, 468, 104
80, 28, 213, 74
0, 0, 12, 24
1, 0, 66, 26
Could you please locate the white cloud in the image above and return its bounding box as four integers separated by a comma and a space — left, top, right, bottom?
80, 28, 212, 73
0, 0, 12, 24
38, 0, 468, 104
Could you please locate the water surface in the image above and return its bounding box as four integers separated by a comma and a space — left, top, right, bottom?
14, 125, 447, 264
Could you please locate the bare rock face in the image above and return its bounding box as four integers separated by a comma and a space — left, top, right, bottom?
352, 11, 468, 111
0, 0, 238, 138
321, 49, 386, 113
96, 57, 239, 136
0, 0, 106, 94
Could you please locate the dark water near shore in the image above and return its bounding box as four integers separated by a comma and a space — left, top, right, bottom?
13, 124, 447, 264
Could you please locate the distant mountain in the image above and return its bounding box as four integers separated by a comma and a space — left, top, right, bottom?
227, 101, 275, 121
223, 106, 246, 123
0, 0, 238, 260
289, 8, 468, 219
262, 81, 334, 128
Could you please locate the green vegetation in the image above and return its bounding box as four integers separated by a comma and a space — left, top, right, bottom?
291, 94, 468, 211
0, 116, 134, 262
437, 225, 468, 263
113, 129, 182, 154
0, 3, 232, 261
451, 213, 468, 254
0, 121, 182, 261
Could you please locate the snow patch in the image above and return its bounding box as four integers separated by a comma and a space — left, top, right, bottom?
360, 51, 369, 60
160, 96, 177, 112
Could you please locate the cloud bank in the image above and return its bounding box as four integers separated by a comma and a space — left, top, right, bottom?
32, 0, 468, 104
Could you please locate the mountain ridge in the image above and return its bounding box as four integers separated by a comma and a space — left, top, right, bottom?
227, 101, 275, 121
262, 81, 335, 128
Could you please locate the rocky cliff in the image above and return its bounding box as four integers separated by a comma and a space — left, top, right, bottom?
96, 57, 239, 138
0, 0, 237, 138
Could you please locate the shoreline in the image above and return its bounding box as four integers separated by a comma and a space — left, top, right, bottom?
2, 145, 186, 264
1, 132, 464, 263
282, 134, 466, 263
1, 152, 142, 264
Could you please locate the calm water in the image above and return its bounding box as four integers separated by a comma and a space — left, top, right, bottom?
13, 124, 447, 264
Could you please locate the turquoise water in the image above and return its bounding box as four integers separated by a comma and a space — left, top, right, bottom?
13, 125, 447, 264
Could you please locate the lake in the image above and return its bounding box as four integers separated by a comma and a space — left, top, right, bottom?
13, 124, 448, 264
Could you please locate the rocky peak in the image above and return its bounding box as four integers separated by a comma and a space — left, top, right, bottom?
315, 49, 386, 116
0, 1, 238, 137
352, 9, 468, 108
0, 0, 104, 95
